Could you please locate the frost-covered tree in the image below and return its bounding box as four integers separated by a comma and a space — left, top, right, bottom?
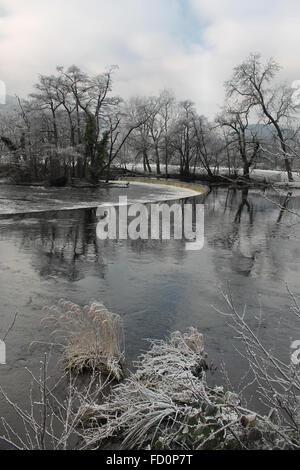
225, 53, 298, 181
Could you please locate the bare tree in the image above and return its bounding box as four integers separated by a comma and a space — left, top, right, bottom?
170, 100, 197, 178
158, 90, 177, 177
225, 53, 298, 181
125, 96, 161, 173
193, 115, 223, 178
217, 105, 261, 178
30, 75, 63, 149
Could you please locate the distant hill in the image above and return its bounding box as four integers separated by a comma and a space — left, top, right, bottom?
246, 123, 276, 140
0, 95, 19, 109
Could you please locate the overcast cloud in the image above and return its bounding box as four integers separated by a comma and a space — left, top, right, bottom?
0, 0, 299, 117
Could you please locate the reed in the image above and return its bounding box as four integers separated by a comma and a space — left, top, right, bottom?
42, 300, 125, 380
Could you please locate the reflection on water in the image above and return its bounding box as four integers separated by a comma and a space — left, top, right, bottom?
1, 185, 300, 439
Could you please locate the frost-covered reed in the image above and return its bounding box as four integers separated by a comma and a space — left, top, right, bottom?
42, 300, 125, 380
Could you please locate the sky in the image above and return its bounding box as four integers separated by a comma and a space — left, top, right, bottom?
0, 0, 300, 118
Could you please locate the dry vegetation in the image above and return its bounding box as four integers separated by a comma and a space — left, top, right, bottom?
1, 299, 299, 450
0, 355, 112, 450
79, 327, 300, 450
41, 300, 125, 381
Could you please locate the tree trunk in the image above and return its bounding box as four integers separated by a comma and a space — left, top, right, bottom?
243, 161, 251, 179
143, 150, 151, 173
155, 146, 161, 175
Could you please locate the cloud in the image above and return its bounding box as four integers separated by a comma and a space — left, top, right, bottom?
0, 0, 299, 118
0, 4, 8, 17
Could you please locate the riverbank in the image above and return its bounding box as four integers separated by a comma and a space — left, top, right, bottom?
1, 314, 299, 450
127, 165, 300, 188
3, 163, 300, 190
79, 325, 300, 450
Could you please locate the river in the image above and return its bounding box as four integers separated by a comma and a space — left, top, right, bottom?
0, 181, 300, 447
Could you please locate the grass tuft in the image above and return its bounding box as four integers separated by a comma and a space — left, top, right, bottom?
42, 300, 125, 380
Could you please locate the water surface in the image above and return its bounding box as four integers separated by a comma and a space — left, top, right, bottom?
1, 183, 300, 447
